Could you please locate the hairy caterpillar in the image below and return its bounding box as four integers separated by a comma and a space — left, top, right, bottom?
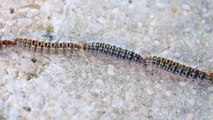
15, 38, 82, 54
1, 38, 212, 83
145, 56, 213, 81
83, 42, 146, 63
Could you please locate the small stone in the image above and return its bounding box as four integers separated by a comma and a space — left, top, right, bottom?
31, 58, 37, 63
108, 64, 114, 76
191, 90, 197, 95
155, 83, 163, 91
186, 113, 194, 120
137, 22, 142, 27
182, 4, 191, 11
202, 8, 208, 13
179, 81, 186, 86
97, 17, 106, 24
189, 99, 196, 106
146, 87, 155, 95
201, 19, 205, 24
165, 91, 172, 96
95, 79, 103, 85
19, 58, 37, 75
154, 40, 160, 45
149, 14, 154, 19
23, 107, 31, 112
9, 7, 15, 14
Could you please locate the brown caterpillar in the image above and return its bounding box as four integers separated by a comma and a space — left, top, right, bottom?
0, 40, 17, 50
15, 38, 82, 54
83, 42, 145, 63
145, 56, 213, 81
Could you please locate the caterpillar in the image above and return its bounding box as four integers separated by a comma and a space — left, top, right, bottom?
83, 42, 146, 64
145, 56, 213, 81
1, 38, 212, 83
15, 38, 82, 54
0, 40, 17, 50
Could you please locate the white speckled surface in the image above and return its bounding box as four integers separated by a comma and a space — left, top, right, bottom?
0, 0, 213, 120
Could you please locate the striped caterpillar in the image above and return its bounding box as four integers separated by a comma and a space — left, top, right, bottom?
1, 38, 212, 82
145, 56, 213, 81
0, 40, 17, 50
83, 42, 146, 64
15, 38, 82, 54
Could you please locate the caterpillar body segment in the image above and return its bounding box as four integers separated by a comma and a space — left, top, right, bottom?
0, 40, 17, 50
83, 42, 145, 63
145, 56, 211, 81
14, 38, 83, 54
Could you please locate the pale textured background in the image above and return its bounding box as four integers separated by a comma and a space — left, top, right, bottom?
0, 0, 213, 120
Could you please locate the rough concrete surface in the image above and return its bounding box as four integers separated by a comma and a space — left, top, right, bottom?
0, 0, 213, 120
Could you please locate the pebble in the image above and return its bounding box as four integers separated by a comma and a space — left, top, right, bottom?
154, 83, 163, 90
165, 91, 172, 96
179, 81, 187, 86
186, 113, 194, 120
154, 40, 160, 45
202, 8, 208, 13
97, 17, 106, 24
146, 87, 155, 96
191, 90, 197, 95
189, 99, 196, 106
108, 64, 115, 76
19, 58, 37, 75
182, 4, 191, 11
95, 79, 103, 85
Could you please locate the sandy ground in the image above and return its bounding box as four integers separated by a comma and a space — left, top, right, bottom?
0, 0, 213, 120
